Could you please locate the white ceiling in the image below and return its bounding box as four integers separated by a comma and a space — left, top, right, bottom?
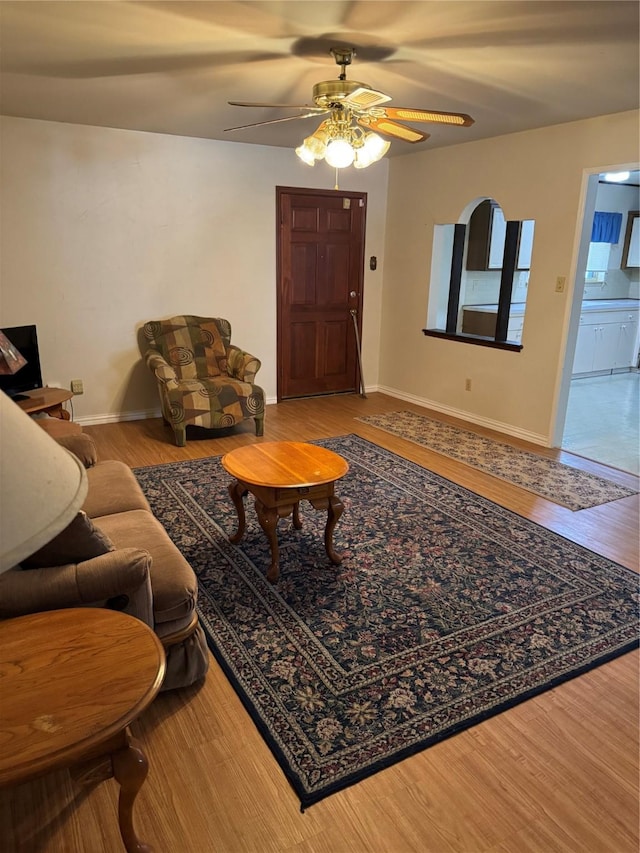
1, 1, 638, 157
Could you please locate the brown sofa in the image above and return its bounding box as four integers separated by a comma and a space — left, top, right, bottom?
0, 433, 209, 692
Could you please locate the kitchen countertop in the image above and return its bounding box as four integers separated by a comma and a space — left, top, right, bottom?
463, 298, 639, 315
461, 303, 526, 315
579, 298, 639, 311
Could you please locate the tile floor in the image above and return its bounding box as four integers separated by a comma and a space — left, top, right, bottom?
562, 372, 639, 474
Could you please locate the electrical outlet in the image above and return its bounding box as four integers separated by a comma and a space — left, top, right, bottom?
71, 379, 84, 395
555, 276, 566, 293
465, 378, 472, 391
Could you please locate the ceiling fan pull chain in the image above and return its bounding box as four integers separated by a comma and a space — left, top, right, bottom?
334, 168, 340, 191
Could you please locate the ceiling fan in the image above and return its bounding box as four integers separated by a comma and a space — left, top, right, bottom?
225, 47, 474, 165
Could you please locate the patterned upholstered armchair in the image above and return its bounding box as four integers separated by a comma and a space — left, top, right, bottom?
143, 315, 265, 447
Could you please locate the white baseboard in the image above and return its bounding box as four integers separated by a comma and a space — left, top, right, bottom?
73, 388, 549, 448
375, 384, 550, 447
75, 407, 161, 426
74, 397, 279, 426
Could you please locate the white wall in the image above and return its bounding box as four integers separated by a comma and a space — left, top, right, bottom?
380, 110, 640, 444
0, 116, 389, 422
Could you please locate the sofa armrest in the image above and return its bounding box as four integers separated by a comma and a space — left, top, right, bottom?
55, 432, 98, 468
145, 350, 179, 386
0, 548, 152, 619
76, 548, 151, 601
227, 345, 261, 382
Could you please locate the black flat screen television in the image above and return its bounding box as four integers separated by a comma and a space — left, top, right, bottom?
0, 325, 44, 399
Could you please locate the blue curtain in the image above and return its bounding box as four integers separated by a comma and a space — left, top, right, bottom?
591, 211, 622, 243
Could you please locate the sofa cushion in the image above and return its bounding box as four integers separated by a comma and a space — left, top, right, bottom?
83, 461, 151, 518
21, 510, 114, 569
94, 509, 197, 628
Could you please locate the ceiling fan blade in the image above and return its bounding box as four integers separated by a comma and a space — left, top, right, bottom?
358, 116, 429, 144
225, 111, 328, 132
378, 107, 475, 127
14, 52, 284, 80
228, 101, 326, 111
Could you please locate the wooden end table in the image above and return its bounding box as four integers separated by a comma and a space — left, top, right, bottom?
15, 386, 73, 420
0, 608, 166, 853
222, 441, 349, 583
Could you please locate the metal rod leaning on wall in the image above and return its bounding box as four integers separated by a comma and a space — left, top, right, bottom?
350, 308, 367, 398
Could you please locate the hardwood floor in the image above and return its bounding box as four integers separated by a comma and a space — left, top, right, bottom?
2, 393, 638, 853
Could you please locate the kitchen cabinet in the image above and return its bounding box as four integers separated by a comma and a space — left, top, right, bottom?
466, 200, 533, 270
572, 307, 639, 375
466, 201, 503, 270
621, 211, 640, 268
461, 304, 525, 343
616, 319, 638, 367
507, 314, 525, 344
487, 206, 507, 269
517, 220, 535, 270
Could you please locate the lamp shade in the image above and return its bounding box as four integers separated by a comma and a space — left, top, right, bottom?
0, 390, 88, 573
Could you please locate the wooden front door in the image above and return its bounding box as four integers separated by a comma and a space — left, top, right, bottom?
277, 186, 366, 400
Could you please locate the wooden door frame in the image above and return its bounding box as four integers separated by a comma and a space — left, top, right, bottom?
276, 185, 367, 402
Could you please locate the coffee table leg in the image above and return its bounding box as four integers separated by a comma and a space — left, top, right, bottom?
255, 500, 280, 583
325, 494, 344, 565
111, 732, 153, 853
228, 480, 247, 544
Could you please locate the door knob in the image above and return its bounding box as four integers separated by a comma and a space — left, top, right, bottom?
350, 291, 357, 298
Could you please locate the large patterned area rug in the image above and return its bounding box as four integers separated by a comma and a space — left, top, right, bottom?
134, 436, 638, 808
357, 410, 638, 510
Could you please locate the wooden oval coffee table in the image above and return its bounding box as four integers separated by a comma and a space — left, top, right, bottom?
0, 608, 166, 852
222, 441, 349, 583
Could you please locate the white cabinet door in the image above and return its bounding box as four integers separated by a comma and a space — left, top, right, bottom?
517, 220, 535, 269
614, 313, 640, 368
628, 218, 640, 267
488, 207, 507, 269
573, 310, 639, 374
573, 324, 596, 374
592, 324, 619, 372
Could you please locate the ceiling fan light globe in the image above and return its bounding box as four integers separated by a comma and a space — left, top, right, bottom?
325, 139, 354, 168
306, 132, 328, 159
362, 132, 390, 162
295, 144, 316, 167
353, 146, 374, 169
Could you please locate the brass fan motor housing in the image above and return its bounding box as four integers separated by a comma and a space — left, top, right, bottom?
312, 79, 370, 108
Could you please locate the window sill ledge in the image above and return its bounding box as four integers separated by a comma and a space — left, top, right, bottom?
422, 329, 523, 351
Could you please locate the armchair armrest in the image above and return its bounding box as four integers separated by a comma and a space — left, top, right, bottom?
55, 433, 98, 468
145, 350, 179, 386
0, 548, 152, 621
227, 345, 262, 382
